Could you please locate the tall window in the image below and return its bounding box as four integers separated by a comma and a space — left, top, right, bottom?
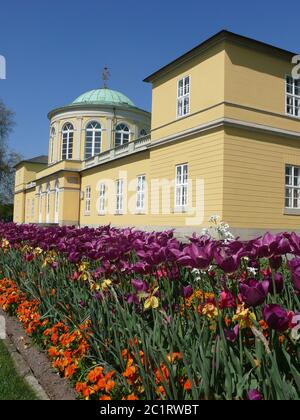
136, 175, 146, 212
115, 123, 130, 147
85, 186, 91, 214
99, 183, 106, 215
285, 165, 300, 209
286, 76, 300, 117
54, 181, 59, 223
175, 164, 188, 208
62, 123, 74, 160
85, 121, 102, 159
49, 127, 55, 163
116, 179, 124, 214
177, 76, 190, 117
46, 184, 51, 223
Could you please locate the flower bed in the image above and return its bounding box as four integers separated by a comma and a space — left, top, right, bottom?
0, 221, 300, 400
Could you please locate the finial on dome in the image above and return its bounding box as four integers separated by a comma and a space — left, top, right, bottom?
102, 66, 110, 89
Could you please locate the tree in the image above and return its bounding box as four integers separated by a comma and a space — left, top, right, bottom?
0, 99, 22, 206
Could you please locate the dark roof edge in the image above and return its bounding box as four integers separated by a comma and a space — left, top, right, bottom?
14, 156, 48, 169
143, 30, 297, 83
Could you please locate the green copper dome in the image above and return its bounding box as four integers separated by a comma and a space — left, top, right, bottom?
72, 88, 135, 107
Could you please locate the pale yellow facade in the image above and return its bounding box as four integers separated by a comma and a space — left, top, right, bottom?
13, 30, 300, 238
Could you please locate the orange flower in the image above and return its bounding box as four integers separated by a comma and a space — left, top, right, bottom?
167, 352, 182, 362
87, 366, 104, 383
127, 393, 138, 400
123, 364, 137, 378
64, 363, 77, 378
75, 382, 93, 398
155, 364, 169, 383
259, 320, 269, 330
100, 395, 111, 400
105, 380, 115, 393
104, 370, 115, 380
184, 379, 191, 391
48, 347, 59, 358
156, 385, 166, 396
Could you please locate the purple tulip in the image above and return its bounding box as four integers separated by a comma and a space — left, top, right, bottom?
224, 325, 239, 343
289, 259, 300, 293
183, 285, 193, 298
247, 389, 263, 400
177, 242, 213, 270
263, 304, 290, 332
131, 279, 148, 293
127, 294, 140, 305
239, 278, 269, 307
256, 232, 278, 258
214, 244, 242, 273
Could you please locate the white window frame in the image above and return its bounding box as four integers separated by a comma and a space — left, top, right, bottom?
115, 123, 130, 147
285, 164, 300, 209
50, 127, 55, 163
175, 163, 188, 211
116, 179, 124, 214
177, 76, 190, 118
136, 175, 146, 213
62, 123, 74, 160
98, 183, 106, 215
85, 121, 102, 159
286, 75, 300, 118
85, 186, 91, 215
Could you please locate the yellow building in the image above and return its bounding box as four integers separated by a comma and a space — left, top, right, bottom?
13, 30, 300, 238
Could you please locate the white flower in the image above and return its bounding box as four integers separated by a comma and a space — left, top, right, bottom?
247, 267, 258, 276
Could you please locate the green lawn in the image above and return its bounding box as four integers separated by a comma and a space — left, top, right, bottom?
0, 340, 38, 400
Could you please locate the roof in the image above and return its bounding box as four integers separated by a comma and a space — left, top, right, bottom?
72, 88, 135, 107
14, 155, 48, 168
144, 30, 297, 83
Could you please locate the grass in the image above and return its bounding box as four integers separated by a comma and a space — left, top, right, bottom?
0, 340, 38, 400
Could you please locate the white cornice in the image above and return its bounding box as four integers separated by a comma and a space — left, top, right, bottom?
150, 117, 300, 149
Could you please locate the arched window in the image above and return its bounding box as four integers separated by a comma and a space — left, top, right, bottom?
115, 123, 130, 147
62, 123, 74, 160
49, 127, 55, 163
140, 128, 148, 137
85, 121, 101, 159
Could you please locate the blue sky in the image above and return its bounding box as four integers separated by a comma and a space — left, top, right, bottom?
0, 0, 299, 159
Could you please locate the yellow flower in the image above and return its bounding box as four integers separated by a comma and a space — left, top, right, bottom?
78, 262, 89, 272
1, 239, 10, 249
144, 296, 159, 310
101, 279, 112, 291
33, 247, 43, 256
233, 304, 256, 329
202, 303, 218, 319
42, 250, 57, 267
